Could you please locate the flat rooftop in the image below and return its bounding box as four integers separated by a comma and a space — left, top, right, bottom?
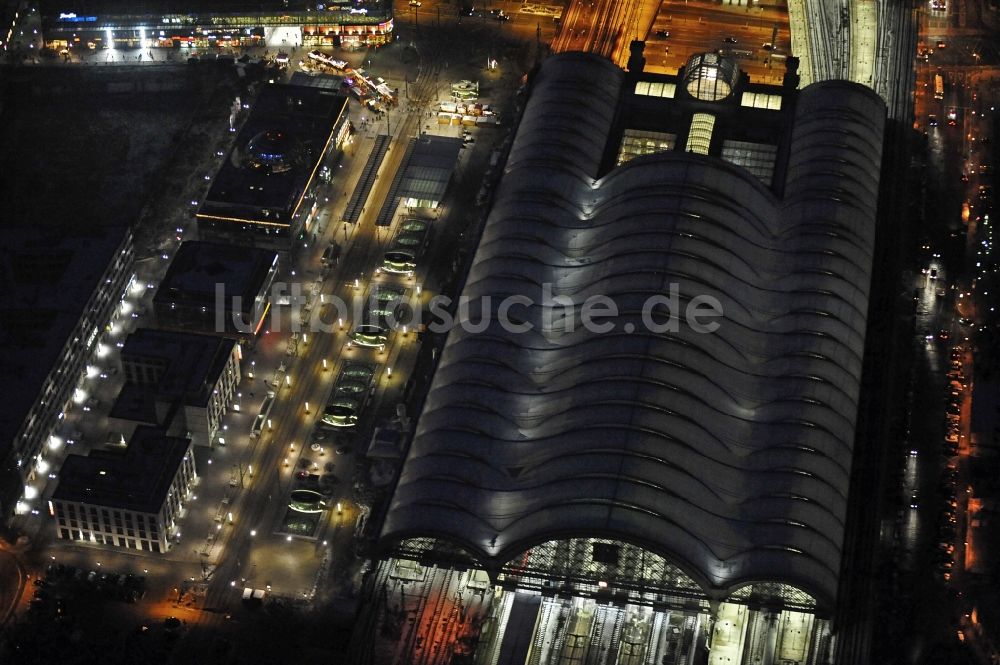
197, 84, 348, 227
153, 240, 277, 312
113, 330, 237, 414
52, 426, 190, 514
398, 135, 464, 202
0, 225, 130, 462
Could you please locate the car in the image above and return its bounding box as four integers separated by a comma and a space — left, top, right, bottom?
724, 36, 738, 44
655, 29, 670, 38
83, 398, 99, 412
762, 42, 774, 50
910, 490, 919, 508
961, 173, 969, 183
348, 325, 388, 349
336, 444, 352, 455
929, 115, 939, 127
958, 317, 973, 326
460, 5, 475, 15
296, 470, 309, 479
937, 40, 947, 49
493, 10, 510, 20
939, 329, 950, 341
930, 268, 938, 280
948, 117, 957, 127
947, 108, 958, 121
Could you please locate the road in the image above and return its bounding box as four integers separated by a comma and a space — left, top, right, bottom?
163, 30, 474, 664
642, 2, 790, 83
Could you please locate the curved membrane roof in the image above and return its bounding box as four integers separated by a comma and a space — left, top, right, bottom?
381, 54, 886, 610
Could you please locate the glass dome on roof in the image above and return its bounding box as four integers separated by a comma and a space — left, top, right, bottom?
683, 53, 740, 102
245, 129, 301, 173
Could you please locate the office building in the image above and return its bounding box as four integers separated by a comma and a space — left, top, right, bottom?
50, 426, 195, 553
109, 329, 242, 448
152, 240, 278, 340
0, 225, 134, 521
196, 83, 350, 255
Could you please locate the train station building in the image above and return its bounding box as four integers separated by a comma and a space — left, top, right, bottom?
363, 49, 888, 665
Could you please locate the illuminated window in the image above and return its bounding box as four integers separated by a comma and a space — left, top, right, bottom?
685, 113, 715, 155
721, 140, 777, 186
633, 80, 677, 99
740, 92, 783, 110
617, 129, 677, 165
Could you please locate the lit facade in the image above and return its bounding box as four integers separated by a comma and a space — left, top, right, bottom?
0, 226, 134, 521
196, 83, 350, 255
110, 330, 242, 448
50, 427, 196, 553
39, 1, 393, 50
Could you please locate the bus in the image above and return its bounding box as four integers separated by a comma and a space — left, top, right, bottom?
934, 73, 944, 99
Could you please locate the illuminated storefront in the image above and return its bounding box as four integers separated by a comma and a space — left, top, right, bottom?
301, 18, 393, 48
41, 4, 393, 50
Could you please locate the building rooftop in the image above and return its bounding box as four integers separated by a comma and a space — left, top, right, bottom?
289, 72, 346, 92
0, 225, 131, 462
153, 240, 277, 313
197, 84, 347, 227
380, 52, 888, 611
397, 135, 463, 202
112, 329, 237, 415
52, 426, 191, 514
